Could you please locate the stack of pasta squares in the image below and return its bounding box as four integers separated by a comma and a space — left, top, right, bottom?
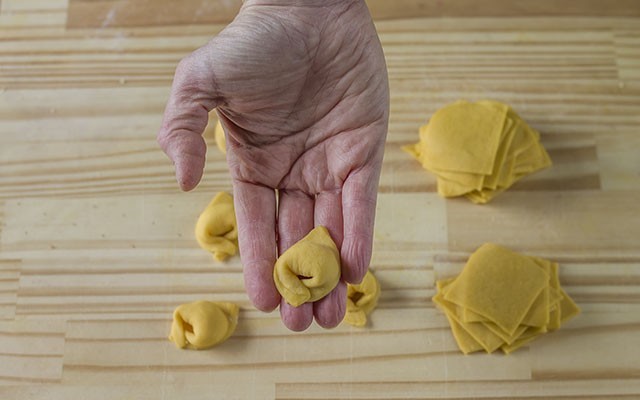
433, 243, 580, 354
404, 100, 552, 204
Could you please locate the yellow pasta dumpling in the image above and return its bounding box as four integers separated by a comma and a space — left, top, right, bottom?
195, 192, 238, 262
344, 270, 381, 327
273, 226, 341, 307
169, 300, 239, 350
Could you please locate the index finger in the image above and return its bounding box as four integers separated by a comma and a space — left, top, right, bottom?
233, 181, 280, 312
341, 165, 381, 284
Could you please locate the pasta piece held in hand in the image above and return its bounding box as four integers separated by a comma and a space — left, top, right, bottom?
195, 192, 238, 262
169, 300, 239, 350
344, 270, 381, 327
273, 226, 341, 307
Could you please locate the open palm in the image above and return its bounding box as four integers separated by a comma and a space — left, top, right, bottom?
158, 0, 389, 331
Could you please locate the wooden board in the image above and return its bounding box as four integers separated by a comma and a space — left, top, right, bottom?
1, 0, 640, 398
65, 0, 640, 28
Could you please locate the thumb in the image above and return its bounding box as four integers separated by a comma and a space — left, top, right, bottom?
157, 49, 221, 191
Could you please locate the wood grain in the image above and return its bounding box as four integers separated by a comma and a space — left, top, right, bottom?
446, 191, 640, 253
0, 259, 20, 321
0, 0, 640, 398
66, 0, 640, 29
276, 379, 640, 399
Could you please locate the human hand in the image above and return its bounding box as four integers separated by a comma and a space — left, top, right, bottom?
157, 0, 389, 331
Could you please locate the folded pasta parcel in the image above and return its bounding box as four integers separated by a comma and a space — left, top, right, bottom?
344, 270, 381, 327
433, 243, 580, 354
195, 192, 238, 262
404, 100, 552, 204
169, 300, 239, 350
274, 226, 341, 307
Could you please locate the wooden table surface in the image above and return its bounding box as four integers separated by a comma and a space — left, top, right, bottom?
1, 0, 640, 398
